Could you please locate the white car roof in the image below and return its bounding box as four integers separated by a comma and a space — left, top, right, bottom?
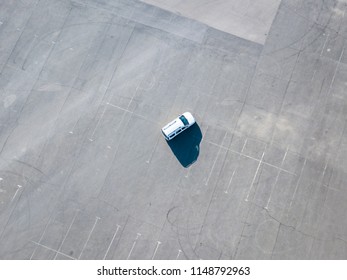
162, 117, 184, 136
161, 112, 195, 136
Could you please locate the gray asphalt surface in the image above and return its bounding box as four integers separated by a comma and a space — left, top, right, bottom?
0, 0, 347, 259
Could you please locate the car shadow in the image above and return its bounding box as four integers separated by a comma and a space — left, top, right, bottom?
166, 123, 202, 168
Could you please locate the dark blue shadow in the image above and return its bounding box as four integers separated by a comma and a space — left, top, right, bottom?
166, 123, 202, 168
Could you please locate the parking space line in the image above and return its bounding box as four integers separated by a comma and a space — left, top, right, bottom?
262, 160, 295, 176
89, 103, 108, 141
30, 208, 57, 260
88, 26, 138, 141
151, 241, 161, 259
107, 102, 132, 114
30, 241, 76, 260
320, 33, 330, 57
11, 184, 22, 202
205, 131, 227, 186
53, 209, 80, 260
321, 160, 329, 184
127, 233, 141, 260
107, 102, 161, 125
205, 139, 296, 176
89, 96, 133, 141
311, 34, 330, 81
306, 161, 332, 258
176, 249, 182, 259
78, 216, 101, 259
103, 224, 121, 260
224, 139, 247, 194
245, 146, 266, 202
288, 158, 307, 210
299, 158, 330, 230
68, 116, 80, 134
328, 48, 344, 95
265, 147, 289, 209
95, 107, 135, 197
146, 135, 161, 164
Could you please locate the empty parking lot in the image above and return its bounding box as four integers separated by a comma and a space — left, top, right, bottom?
0, 0, 347, 259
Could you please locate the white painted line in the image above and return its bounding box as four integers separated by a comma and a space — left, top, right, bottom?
54, 209, 80, 259
127, 83, 139, 108
203, 138, 296, 176
97, 79, 140, 141
30, 241, 75, 260
127, 233, 141, 260
107, 102, 132, 113
320, 33, 329, 57
146, 135, 160, 164
225, 139, 248, 194
176, 249, 182, 259
328, 48, 344, 95
90, 103, 109, 139
11, 189, 19, 202
205, 132, 227, 186
321, 159, 329, 182
263, 159, 295, 175
288, 158, 307, 209
107, 102, 160, 125
11, 185, 23, 202
265, 147, 289, 209
245, 147, 266, 202
30, 213, 56, 259
306, 167, 332, 258
103, 224, 121, 260
68, 116, 81, 135
151, 241, 161, 259
311, 68, 317, 81
322, 162, 328, 176
78, 216, 101, 259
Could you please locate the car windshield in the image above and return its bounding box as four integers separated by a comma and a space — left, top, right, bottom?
179, 115, 189, 126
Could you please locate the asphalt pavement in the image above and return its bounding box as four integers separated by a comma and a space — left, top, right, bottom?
0, 0, 347, 259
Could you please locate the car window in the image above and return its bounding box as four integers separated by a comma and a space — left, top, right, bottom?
179, 115, 189, 126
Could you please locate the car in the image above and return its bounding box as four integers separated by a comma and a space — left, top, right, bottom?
161, 112, 196, 141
